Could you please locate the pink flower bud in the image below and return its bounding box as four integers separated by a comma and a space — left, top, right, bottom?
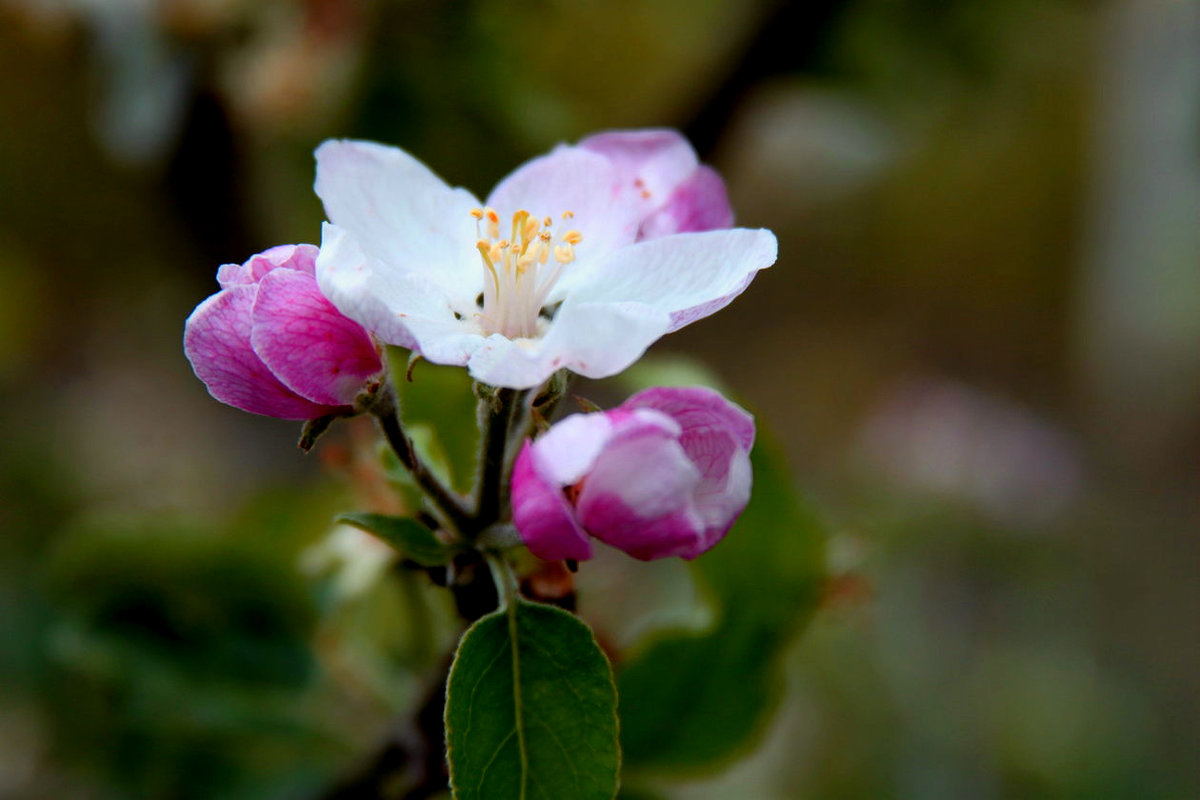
512, 387, 755, 562
579, 129, 734, 240
184, 244, 382, 419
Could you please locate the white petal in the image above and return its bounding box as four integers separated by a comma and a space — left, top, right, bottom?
531, 413, 615, 485
552, 228, 777, 326
314, 140, 482, 293
486, 146, 639, 264
465, 302, 671, 389
317, 222, 484, 363
581, 431, 701, 521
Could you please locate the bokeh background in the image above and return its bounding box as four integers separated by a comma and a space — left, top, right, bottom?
1, 0, 1197, 797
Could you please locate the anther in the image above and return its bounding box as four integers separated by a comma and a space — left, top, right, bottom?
562, 230, 582, 245
522, 215, 540, 243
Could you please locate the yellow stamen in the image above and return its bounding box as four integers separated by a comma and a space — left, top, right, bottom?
476, 240, 500, 292
469, 206, 583, 339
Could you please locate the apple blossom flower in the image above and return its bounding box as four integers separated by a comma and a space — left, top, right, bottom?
184, 244, 383, 419
510, 386, 755, 562
313, 132, 776, 390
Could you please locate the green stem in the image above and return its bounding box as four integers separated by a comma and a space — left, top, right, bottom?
473, 386, 523, 530
485, 551, 519, 610
373, 391, 473, 535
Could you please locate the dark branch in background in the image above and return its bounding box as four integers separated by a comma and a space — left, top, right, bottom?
683, 0, 849, 160
317, 667, 449, 800
165, 75, 256, 269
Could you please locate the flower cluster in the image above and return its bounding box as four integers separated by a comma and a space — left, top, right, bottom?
184, 129, 774, 562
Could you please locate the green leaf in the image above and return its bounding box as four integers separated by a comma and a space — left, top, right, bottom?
617, 439, 826, 776
446, 599, 620, 800
336, 512, 456, 566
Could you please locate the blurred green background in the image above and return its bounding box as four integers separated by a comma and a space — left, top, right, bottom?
0, 0, 1197, 797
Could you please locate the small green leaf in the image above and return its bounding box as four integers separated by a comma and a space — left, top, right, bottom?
446, 599, 620, 800
336, 512, 455, 566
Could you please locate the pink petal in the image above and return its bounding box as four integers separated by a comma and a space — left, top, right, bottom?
216, 261, 255, 289
248, 243, 319, 277
623, 387, 755, 556
511, 442, 594, 562
578, 129, 699, 207
184, 286, 337, 419
579, 130, 733, 240
576, 413, 705, 560
217, 244, 317, 289
625, 386, 755, 452
583, 496, 704, 561
640, 166, 734, 239
251, 269, 382, 406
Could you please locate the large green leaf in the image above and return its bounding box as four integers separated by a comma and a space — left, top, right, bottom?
446, 599, 620, 799
618, 440, 826, 775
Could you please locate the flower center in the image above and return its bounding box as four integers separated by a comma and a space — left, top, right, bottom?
471, 206, 582, 339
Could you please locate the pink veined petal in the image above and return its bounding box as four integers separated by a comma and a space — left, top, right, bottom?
216, 261, 255, 289
639, 166, 734, 239
183, 286, 337, 420
216, 244, 318, 289
620, 387, 755, 558
685, 441, 753, 557
551, 227, 776, 328
250, 269, 382, 407
314, 139, 482, 294
625, 386, 756, 452
511, 442, 594, 562
464, 301, 671, 389
576, 419, 705, 561
249, 243, 319, 278
485, 146, 640, 266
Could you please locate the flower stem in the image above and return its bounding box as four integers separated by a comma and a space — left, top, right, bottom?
473, 385, 524, 530
371, 388, 473, 535
485, 550, 519, 609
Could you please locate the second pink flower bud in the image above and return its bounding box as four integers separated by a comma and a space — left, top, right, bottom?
511, 386, 755, 562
